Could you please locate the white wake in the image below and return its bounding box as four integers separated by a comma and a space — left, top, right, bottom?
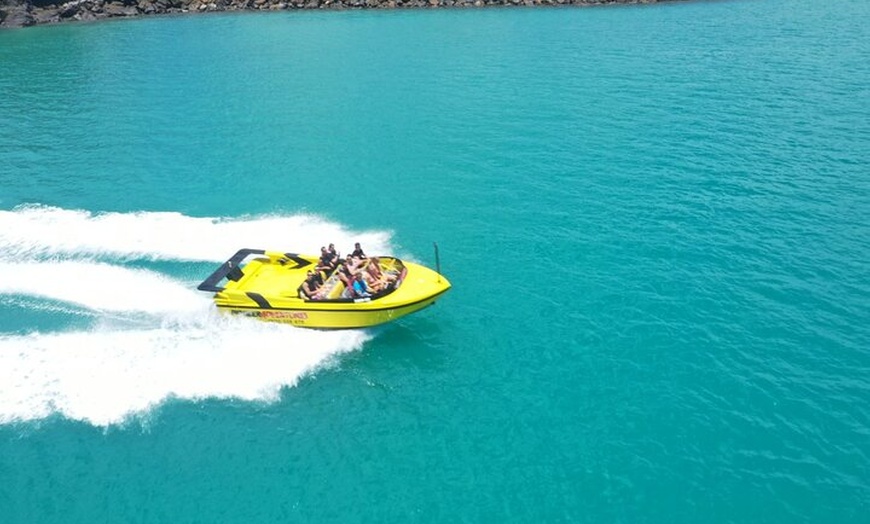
0, 203, 392, 262
0, 204, 391, 426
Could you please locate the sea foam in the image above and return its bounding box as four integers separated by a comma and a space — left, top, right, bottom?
0, 204, 387, 426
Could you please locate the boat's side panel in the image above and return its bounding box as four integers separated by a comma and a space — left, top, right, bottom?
217, 292, 446, 329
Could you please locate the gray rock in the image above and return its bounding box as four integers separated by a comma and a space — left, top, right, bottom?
31, 6, 60, 23
2, 0, 686, 29
1, 5, 34, 27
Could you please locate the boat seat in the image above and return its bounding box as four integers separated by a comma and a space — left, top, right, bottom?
313, 274, 346, 300
324, 282, 346, 300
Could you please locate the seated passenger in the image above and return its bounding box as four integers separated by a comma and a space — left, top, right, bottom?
327, 243, 339, 265
335, 256, 356, 286
351, 242, 366, 260
300, 270, 322, 300
366, 257, 382, 278
367, 257, 396, 285
350, 275, 371, 298
361, 271, 384, 294
315, 246, 337, 274
364, 259, 389, 292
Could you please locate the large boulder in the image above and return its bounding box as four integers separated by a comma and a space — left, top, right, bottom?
1, 0, 35, 27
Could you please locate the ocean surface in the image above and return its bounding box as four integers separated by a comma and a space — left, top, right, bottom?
1, 0, 868, 521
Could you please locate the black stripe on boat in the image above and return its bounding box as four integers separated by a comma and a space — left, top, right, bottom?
246, 292, 272, 308
282, 253, 312, 269
221, 288, 450, 314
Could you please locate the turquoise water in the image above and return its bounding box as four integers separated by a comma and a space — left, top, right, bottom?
1, 0, 869, 521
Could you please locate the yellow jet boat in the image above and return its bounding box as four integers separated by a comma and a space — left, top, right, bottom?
197, 248, 451, 329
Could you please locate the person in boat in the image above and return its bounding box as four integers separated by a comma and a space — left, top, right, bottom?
300, 270, 323, 300
327, 243, 339, 264
365, 258, 391, 292
350, 275, 371, 298
359, 270, 382, 294
315, 246, 337, 274
336, 255, 361, 288
351, 242, 366, 260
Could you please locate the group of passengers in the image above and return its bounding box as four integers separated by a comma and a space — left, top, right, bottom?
300, 243, 397, 300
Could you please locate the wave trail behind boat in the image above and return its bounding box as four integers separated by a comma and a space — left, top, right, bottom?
0, 320, 371, 427
0, 204, 393, 262
0, 205, 391, 427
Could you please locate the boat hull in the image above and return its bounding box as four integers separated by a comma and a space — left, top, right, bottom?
198, 248, 451, 329
218, 289, 448, 329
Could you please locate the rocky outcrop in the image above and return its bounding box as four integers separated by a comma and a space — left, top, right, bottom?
1, 0, 674, 28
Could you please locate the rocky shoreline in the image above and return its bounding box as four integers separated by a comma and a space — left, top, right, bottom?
1, 0, 677, 29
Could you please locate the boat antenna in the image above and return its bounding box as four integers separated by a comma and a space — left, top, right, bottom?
433, 242, 442, 282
